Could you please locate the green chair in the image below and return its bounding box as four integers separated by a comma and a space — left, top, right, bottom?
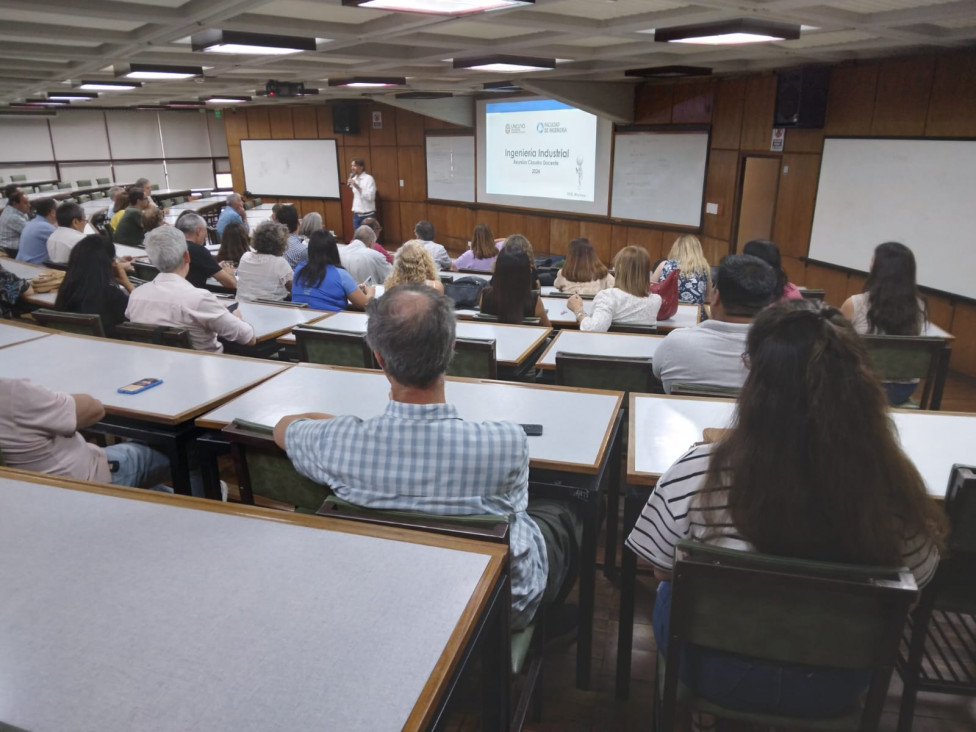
10, 174, 27, 182
656, 539, 918, 731
30, 309, 105, 338
609, 322, 658, 334
76, 194, 91, 203
243, 201, 254, 210
252, 197, 262, 207
447, 337, 497, 379
473, 313, 542, 326
90, 191, 106, 200
862, 334, 949, 410
800, 288, 826, 303
38, 183, 55, 192
670, 382, 741, 399
96, 177, 111, 185
293, 325, 376, 368
150, 183, 160, 191
75, 179, 92, 187
115, 322, 192, 349
56, 181, 71, 190
896, 464, 976, 732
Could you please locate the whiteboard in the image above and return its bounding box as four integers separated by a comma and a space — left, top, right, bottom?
610, 131, 709, 227
240, 138, 340, 198
809, 138, 976, 301
426, 135, 474, 203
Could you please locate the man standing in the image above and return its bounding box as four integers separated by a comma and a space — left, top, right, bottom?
112, 187, 151, 246
347, 158, 376, 231
652, 254, 777, 393
174, 212, 237, 290
17, 198, 57, 263
0, 184, 31, 251
45, 202, 87, 264
274, 284, 581, 629
126, 226, 255, 353
216, 193, 249, 240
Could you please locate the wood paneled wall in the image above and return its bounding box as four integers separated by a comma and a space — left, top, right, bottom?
223, 50, 976, 375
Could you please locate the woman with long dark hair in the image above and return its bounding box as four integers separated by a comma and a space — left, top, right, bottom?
216, 221, 250, 268
742, 238, 802, 302
292, 230, 373, 311
478, 238, 550, 326
627, 300, 945, 721
554, 237, 614, 296
55, 233, 133, 338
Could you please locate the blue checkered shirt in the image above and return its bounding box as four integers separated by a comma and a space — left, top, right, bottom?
285, 400, 548, 628
283, 233, 308, 269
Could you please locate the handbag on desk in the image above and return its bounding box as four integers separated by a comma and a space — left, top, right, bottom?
651, 268, 680, 320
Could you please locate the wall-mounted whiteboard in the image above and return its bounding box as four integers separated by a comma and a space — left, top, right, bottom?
426, 135, 474, 203
610, 130, 709, 228
241, 138, 340, 199
809, 137, 976, 301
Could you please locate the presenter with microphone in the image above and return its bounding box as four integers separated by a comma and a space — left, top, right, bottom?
347, 158, 376, 231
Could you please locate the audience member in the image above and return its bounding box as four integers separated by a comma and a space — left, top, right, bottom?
112, 187, 150, 246
215, 221, 250, 268
627, 300, 945, 719
503, 233, 541, 289
141, 205, 165, 234
134, 177, 155, 206
454, 224, 499, 272
54, 234, 133, 338
479, 239, 551, 326
293, 230, 374, 311
652, 234, 712, 306
361, 217, 393, 263
340, 225, 393, 285
554, 237, 614, 296
384, 240, 444, 293
276, 205, 307, 269
274, 284, 582, 629
235, 221, 293, 302
46, 201, 87, 264
126, 226, 255, 352
568, 246, 660, 331
174, 212, 237, 290
0, 184, 30, 251
297, 211, 323, 241
16, 197, 57, 263
216, 193, 249, 239
652, 254, 776, 393
742, 239, 802, 301
104, 186, 124, 221
414, 220, 454, 271
0, 268, 34, 318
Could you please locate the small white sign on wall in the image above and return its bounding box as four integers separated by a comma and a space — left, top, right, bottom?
770, 127, 785, 152
372, 111, 382, 129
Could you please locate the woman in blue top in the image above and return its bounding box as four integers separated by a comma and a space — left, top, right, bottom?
292, 230, 374, 311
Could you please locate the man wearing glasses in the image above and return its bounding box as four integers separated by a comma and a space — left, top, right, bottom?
45, 201, 88, 264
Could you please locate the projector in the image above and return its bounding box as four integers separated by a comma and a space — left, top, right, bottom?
265, 80, 305, 98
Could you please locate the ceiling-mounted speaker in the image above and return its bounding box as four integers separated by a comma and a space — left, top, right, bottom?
332, 104, 359, 135
774, 67, 831, 129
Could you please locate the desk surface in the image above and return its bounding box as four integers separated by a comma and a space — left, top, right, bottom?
0, 321, 51, 349
536, 330, 665, 370
198, 364, 622, 474
0, 334, 288, 424
628, 393, 976, 497
0, 469, 505, 732
234, 301, 330, 342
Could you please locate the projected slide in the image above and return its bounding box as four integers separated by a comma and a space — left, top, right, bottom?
484, 100, 597, 202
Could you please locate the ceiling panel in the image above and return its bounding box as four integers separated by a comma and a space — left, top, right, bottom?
526, 0, 690, 21
3, 9, 144, 32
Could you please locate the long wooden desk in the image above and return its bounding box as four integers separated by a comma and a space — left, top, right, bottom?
197, 363, 623, 689
536, 329, 665, 371
0, 468, 509, 732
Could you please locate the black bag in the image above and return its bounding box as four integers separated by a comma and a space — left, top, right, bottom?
443, 276, 488, 309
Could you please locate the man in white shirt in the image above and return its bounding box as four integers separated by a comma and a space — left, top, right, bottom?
347, 158, 376, 231
340, 225, 392, 285
126, 226, 256, 353
414, 220, 455, 272
0, 184, 31, 251
45, 201, 87, 264
652, 254, 776, 393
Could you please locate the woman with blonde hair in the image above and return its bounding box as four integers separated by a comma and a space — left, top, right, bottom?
568, 246, 661, 331
554, 237, 614, 295
652, 234, 711, 306
454, 223, 499, 272
384, 240, 444, 292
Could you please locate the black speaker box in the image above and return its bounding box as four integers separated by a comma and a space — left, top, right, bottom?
774, 67, 831, 128
332, 104, 359, 135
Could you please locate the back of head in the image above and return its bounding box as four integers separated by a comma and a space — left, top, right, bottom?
353, 224, 377, 246
704, 299, 945, 565
297, 230, 341, 288
297, 212, 323, 239
141, 206, 164, 232
216, 222, 250, 263
276, 204, 299, 233
362, 217, 382, 237
714, 254, 776, 316
667, 234, 709, 277
365, 283, 456, 388
55, 201, 83, 228
252, 220, 288, 255
387, 240, 436, 287
34, 198, 57, 219
866, 241, 925, 335
127, 186, 145, 208
471, 224, 496, 260
134, 177, 150, 189
612, 246, 650, 297
563, 237, 607, 283
226, 193, 240, 206
414, 219, 435, 242
490, 244, 533, 324
503, 233, 535, 264
2, 183, 19, 201
175, 212, 205, 240
144, 225, 188, 273
742, 239, 787, 299
55, 234, 114, 310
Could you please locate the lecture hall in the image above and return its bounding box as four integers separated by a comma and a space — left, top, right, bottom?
1, 0, 976, 730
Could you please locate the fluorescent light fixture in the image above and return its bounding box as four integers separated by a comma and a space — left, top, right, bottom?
191, 29, 317, 55
655, 19, 800, 45
121, 63, 203, 80
22, 98, 69, 106
203, 95, 251, 104
625, 65, 712, 78
79, 80, 141, 91
482, 80, 521, 91
166, 100, 206, 108
47, 91, 99, 101
395, 91, 452, 99
342, 0, 532, 14
327, 77, 406, 87
454, 55, 554, 73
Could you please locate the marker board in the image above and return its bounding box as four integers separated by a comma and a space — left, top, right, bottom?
426, 135, 475, 203
241, 138, 340, 199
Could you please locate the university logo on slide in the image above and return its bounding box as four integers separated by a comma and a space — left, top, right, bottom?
505, 123, 510, 134
537, 122, 545, 133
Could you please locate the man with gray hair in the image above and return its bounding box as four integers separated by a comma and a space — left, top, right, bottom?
174, 211, 237, 290
126, 226, 255, 352
275, 284, 582, 630
339, 224, 392, 285
216, 193, 249, 240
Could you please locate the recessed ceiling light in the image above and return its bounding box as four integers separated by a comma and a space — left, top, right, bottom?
120, 63, 203, 80
342, 0, 532, 14
327, 77, 406, 88
625, 65, 713, 78
191, 29, 317, 55
454, 55, 554, 73
655, 19, 800, 45
47, 91, 99, 101
78, 81, 141, 91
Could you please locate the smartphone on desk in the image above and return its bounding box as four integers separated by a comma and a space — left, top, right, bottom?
226, 301, 239, 313
521, 423, 544, 436
118, 377, 163, 395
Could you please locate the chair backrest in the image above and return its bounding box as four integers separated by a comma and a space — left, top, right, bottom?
252, 197, 263, 207
150, 184, 160, 191
862, 334, 947, 409
207, 226, 220, 247
10, 174, 27, 182
670, 382, 741, 399
77, 194, 91, 204
38, 183, 55, 192
57, 181, 72, 190
608, 322, 658, 334
90, 191, 106, 200
159, 199, 174, 209
945, 464, 976, 555
75, 179, 92, 187
30, 308, 105, 338
293, 326, 375, 368
130, 261, 159, 282
96, 177, 111, 185
243, 201, 254, 210
448, 337, 497, 379
115, 322, 193, 349
555, 352, 657, 396
800, 288, 826, 302
473, 312, 542, 326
